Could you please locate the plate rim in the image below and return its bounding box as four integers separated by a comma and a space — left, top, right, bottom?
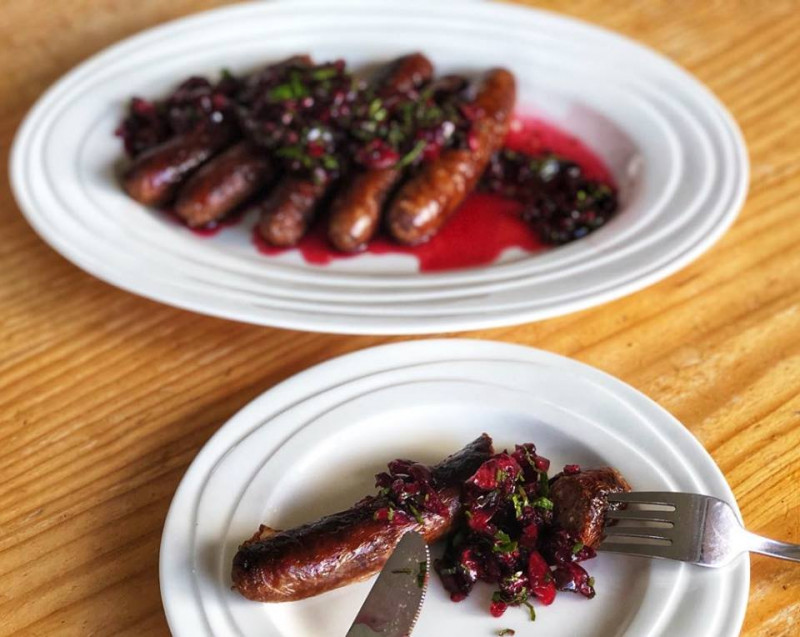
159, 338, 749, 637
10, 0, 749, 334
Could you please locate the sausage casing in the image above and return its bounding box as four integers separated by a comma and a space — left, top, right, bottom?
121, 125, 235, 207
231, 434, 493, 602
255, 176, 331, 247
327, 53, 434, 252
387, 68, 516, 245
549, 468, 632, 548
174, 141, 274, 227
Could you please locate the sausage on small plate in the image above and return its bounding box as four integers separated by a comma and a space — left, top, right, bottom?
231, 434, 493, 602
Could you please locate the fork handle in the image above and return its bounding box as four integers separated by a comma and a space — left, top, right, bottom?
744, 531, 800, 562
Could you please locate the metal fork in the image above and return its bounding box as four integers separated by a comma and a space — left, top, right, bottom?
598, 491, 800, 566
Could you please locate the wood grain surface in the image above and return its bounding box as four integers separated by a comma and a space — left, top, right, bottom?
1, 1, 798, 635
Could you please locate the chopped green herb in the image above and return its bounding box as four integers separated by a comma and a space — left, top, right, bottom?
311, 67, 338, 81
368, 98, 383, 117
572, 541, 585, 555
531, 496, 554, 511
417, 561, 428, 588
496, 630, 516, 636
538, 470, 550, 497
289, 71, 307, 98
387, 125, 405, 146
322, 155, 340, 171
494, 530, 518, 554
511, 493, 524, 519
275, 145, 313, 169
588, 577, 596, 588
408, 503, 424, 525
511, 486, 529, 519
521, 600, 536, 621
398, 139, 426, 167
269, 84, 296, 101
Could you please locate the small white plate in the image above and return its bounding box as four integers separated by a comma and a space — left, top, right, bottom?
160, 339, 748, 637
10, 0, 748, 334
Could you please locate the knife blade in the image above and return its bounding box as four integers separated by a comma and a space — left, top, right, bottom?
346, 531, 430, 637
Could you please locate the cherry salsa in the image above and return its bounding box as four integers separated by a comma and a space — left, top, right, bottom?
371, 443, 600, 622
117, 59, 619, 268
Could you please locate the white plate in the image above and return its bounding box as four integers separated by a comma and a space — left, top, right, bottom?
10, 0, 748, 334
160, 339, 748, 636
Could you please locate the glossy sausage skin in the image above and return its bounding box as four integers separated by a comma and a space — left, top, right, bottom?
373, 52, 434, 97
174, 141, 274, 227
328, 168, 401, 251
387, 68, 516, 245
121, 55, 311, 210
121, 125, 235, 207
549, 468, 632, 548
255, 176, 331, 247
327, 53, 434, 252
231, 434, 494, 602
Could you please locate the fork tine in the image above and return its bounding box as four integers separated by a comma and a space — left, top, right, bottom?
606, 509, 676, 523
598, 541, 677, 560
606, 491, 679, 506
603, 526, 673, 541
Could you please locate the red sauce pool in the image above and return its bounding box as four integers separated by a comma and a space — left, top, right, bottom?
253, 192, 533, 271
188, 114, 615, 272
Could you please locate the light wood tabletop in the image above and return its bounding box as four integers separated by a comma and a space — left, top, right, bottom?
1, 1, 798, 635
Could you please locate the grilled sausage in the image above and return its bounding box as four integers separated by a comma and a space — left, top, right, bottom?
328, 168, 402, 251
254, 175, 331, 247
174, 141, 274, 227
121, 124, 235, 207
257, 53, 435, 249
373, 52, 435, 98
122, 55, 312, 209
231, 434, 494, 602
387, 68, 516, 245
327, 53, 434, 252
549, 468, 632, 548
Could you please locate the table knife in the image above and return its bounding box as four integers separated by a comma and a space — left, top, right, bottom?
346, 531, 430, 637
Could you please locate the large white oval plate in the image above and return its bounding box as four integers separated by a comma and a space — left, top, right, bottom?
160, 339, 748, 636
10, 0, 748, 334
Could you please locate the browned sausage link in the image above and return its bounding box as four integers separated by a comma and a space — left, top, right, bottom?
121, 125, 235, 207
327, 168, 402, 251
387, 68, 516, 245
231, 434, 494, 602
122, 55, 312, 209
549, 468, 632, 548
173, 141, 274, 227
255, 176, 331, 247
327, 53, 435, 252
372, 51, 435, 97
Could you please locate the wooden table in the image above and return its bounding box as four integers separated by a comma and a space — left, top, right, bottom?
1, 1, 798, 634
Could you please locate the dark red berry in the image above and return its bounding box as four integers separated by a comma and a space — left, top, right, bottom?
490, 600, 508, 617
553, 562, 596, 599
